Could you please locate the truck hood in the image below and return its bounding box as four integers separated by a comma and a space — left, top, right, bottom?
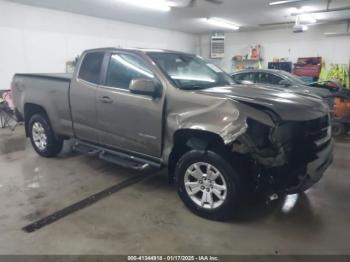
197, 84, 330, 121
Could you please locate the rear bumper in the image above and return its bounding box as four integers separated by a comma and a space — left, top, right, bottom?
287, 139, 334, 193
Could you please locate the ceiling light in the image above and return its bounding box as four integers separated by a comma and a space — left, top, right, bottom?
205, 18, 240, 30
116, 0, 171, 12
269, 0, 307, 5
299, 14, 317, 23
289, 6, 313, 14
293, 15, 309, 33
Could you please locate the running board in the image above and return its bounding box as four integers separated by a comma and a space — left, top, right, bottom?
73, 142, 161, 171
73, 143, 100, 156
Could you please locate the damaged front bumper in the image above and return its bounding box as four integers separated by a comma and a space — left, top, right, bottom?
233, 114, 334, 194
287, 138, 334, 193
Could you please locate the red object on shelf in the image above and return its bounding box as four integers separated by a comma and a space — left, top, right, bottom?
293, 57, 322, 78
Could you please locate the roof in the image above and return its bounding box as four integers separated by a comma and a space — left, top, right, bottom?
83, 47, 192, 55
231, 69, 285, 75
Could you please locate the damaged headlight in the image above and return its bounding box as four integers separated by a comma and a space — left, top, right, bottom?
271, 122, 302, 146
246, 118, 273, 149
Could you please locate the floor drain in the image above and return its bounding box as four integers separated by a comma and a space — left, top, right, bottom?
22, 172, 154, 233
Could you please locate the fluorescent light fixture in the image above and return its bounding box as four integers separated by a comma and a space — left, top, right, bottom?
116, 0, 171, 12
205, 18, 240, 30
324, 32, 350, 37
289, 6, 314, 14
269, 0, 306, 5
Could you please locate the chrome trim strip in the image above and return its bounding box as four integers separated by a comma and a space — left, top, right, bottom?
315, 126, 332, 147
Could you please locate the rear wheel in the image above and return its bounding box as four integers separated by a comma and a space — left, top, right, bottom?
175, 150, 240, 221
28, 114, 63, 157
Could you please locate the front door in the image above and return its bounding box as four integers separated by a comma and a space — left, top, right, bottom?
70, 52, 105, 143
96, 52, 164, 157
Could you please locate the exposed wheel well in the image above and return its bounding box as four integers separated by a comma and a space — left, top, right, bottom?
167, 129, 227, 182
23, 103, 48, 137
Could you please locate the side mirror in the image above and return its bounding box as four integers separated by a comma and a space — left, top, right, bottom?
279, 79, 291, 87
129, 78, 160, 97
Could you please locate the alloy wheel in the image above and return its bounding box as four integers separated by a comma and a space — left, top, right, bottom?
32, 122, 47, 151
184, 162, 227, 209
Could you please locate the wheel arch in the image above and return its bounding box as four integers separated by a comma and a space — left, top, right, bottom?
167, 129, 227, 182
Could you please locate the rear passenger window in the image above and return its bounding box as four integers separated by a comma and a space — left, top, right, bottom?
78, 52, 104, 84
106, 53, 154, 89
235, 73, 255, 83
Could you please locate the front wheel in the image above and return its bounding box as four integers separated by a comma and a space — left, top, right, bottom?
175, 150, 241, 221
28, 114, 63, 157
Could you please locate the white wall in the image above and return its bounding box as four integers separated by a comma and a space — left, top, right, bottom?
0, 1, 199, 90
200, 23, 350, 73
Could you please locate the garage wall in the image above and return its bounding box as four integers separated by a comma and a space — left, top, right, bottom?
200, 23, 350, 73
0, 1, 199, 90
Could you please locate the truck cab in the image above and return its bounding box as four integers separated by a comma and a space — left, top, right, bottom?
70, 49, 165, 158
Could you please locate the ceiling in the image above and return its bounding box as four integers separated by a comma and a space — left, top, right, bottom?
8, 0, 350, 34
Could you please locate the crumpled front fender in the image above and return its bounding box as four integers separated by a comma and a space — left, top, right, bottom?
169, 99, 248, 144
162, 95, 275, 163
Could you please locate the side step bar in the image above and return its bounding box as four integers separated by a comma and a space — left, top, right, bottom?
73, 141, 162, 171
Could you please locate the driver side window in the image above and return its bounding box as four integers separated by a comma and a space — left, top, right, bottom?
256, 73, 269, 84
268, 74, 284, 85
106, 53, 154, 90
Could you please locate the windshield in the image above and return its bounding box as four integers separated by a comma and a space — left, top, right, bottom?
148, 52, 233, 89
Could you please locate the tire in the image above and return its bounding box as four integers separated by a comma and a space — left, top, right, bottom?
175, 150, 241, 221
332, 122, 345, 137
346, 125, 350, 133
28, 114, 63, 157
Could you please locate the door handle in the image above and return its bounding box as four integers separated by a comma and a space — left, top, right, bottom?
99, 96, 113, 104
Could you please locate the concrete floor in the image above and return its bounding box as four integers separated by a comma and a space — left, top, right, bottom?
0, 126, 349, 255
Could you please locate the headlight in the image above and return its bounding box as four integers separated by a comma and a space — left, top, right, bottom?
246, 118, 272, 149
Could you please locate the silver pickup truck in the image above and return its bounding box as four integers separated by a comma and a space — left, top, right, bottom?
12, 48, 333, 220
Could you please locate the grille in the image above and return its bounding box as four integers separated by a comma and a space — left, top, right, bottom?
303, 115, 330, 149
268, 115, 331, 190
274, 114, 331, 165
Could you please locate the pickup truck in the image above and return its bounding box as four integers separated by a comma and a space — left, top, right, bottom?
12, 48, 334, 220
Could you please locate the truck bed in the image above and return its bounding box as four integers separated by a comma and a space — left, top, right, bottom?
12, 73, 74, 137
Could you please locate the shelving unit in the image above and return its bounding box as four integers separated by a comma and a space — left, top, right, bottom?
232, 58, 263, 72
232, 44, 263, 72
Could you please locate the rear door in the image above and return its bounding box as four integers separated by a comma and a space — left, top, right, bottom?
96, 51, 164, 157
70, 52, 105, 143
